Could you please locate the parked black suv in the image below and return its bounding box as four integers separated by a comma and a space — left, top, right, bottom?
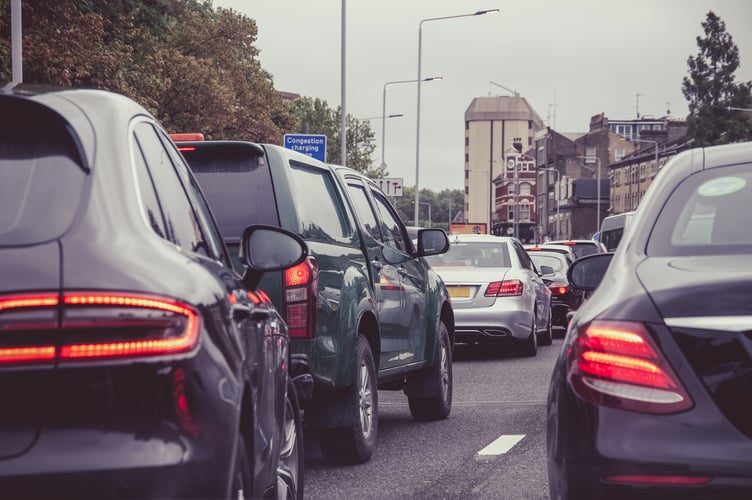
176, 139, 454, 464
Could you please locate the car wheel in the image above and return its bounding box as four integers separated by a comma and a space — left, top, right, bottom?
270, 380, 304, 500
407, 321, 452, 421
538, 307, 554, 346
317, 335, 377, 465
231, 436, 252, 500
520, 311, 538, 357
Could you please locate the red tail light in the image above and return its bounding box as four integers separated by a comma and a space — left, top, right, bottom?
284, 257, 318, 338
606, 475, 711, 486
550, 283, 569, 296
568, 320, 693, 414
0, 291, 199, 364
485, 279, 523, 297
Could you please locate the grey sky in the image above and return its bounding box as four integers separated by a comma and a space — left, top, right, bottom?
215, 0, 752, 192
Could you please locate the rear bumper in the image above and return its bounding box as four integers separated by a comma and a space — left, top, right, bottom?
453, 306, 532, 343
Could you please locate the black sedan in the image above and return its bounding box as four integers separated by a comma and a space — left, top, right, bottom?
0, 88, 307, 499
546, 140, 752, 499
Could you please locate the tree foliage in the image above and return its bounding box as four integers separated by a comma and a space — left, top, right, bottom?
290, 96, 376, 172
0, 0, 295, 142
682, 11, 752, 146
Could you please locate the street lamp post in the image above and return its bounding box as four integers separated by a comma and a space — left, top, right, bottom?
381, 77, 441, 179
577, 155, 602, 235
413, 8, 499, 225
542, 168, 560, 240
412, 201, 432, 227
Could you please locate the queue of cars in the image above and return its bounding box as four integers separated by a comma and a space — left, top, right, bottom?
547, 140, 752, 499
0, 88, 308, 499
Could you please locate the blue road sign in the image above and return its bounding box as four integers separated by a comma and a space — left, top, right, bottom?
283, 134, 327, 162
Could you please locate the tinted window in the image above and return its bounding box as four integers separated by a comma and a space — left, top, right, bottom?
371, 191, 408, 253
345, 182, 381, 241
131, 136, 167, 239
182, 143, 279, 237
288, 161, 352, 243
133, 123, 209, 256
648, 165, 752, 256
0, 108, 86, 246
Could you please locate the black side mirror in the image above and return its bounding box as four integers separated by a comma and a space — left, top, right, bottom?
417, 228, 450, 256
566, 253, 613, 291
239, 225, 308, 289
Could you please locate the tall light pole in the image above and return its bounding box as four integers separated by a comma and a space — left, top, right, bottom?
413, 201, 432, 227
542, 168, 560, 240
340, 0, 346, 166
577, 155, 602, 235
381, 77, 442, 179
414, 8, 499, 225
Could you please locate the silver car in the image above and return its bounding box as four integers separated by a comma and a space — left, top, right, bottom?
425, 234, 552, 356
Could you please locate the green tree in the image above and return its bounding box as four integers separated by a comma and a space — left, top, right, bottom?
290, 96, 376, 171
682, 11, 752, 146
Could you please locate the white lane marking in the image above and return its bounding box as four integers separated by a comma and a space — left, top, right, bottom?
477, 434, 525, 456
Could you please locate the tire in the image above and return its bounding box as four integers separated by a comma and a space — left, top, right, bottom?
231, 436, 253, 500
538, 307, 554, 347
269, 380, 304, 500
407, 321, 452, 421
520, 311, 538, 357
317, 335, 377, 465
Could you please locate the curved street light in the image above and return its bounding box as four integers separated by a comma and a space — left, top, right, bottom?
381, 77, 442, 179
413, 8, 499, 225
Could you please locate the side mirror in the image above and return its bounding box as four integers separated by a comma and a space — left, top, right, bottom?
539, 265, 555, 276
566, 253, 613, 291
240, 225, 307, 272
417, 228, 450, 256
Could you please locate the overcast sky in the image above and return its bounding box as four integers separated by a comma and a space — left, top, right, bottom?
215, 0, 752, 192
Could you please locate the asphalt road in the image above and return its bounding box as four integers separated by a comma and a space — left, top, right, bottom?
302, 338, 564, 499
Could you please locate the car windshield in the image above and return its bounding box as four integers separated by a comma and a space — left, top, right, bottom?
425, 241, 511, 268
648, 165, 752, 256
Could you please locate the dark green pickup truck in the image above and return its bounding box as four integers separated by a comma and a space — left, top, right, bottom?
177, 139, 454, 465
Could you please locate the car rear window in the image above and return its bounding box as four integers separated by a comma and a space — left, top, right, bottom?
181, 142, 279, 238
648, 164, 752, 256
528, 254, 565, 273
426, 242, 511, 268
0, 100, 87, 246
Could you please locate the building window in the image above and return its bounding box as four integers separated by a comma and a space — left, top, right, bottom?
465, 186, 469, 195
585, 146, 596, 164
465, 136, 469, 146
465, 121, 469, 130
519, 183, 531, 196
465, 169, 469, 179
465, 153, 469, 162
507, 204, 514, 221
615, 148, 625, 161
520, 203, 530, 221
508, 183, 516, 195
528, 120, 532, 129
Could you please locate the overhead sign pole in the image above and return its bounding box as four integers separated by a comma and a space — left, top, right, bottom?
8, 0, 22, 89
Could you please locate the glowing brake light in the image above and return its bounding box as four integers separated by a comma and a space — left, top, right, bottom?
568, 320, 693, 414
0, 291, 200, 364
550, 284, 569, 295
284, 257, 318, 338
169, 133, 204, 142
485, 280, 523, 297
